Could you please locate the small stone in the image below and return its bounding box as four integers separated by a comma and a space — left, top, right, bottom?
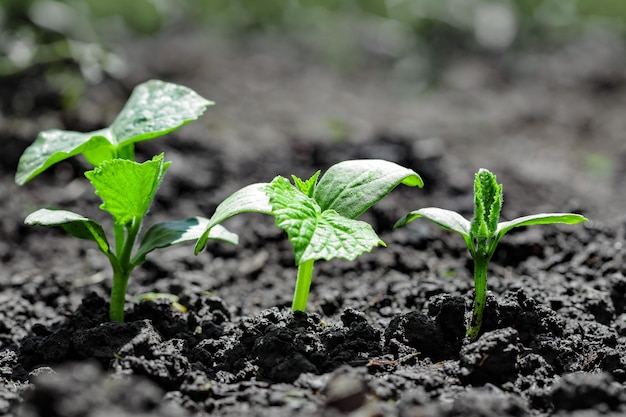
324, 373, 368, 413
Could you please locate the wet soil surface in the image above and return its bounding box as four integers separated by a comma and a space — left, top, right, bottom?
2, 29, 626, 416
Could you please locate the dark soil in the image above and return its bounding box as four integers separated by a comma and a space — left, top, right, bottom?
2, 27, 626, 417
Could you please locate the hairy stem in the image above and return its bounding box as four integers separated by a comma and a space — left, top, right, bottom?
467, 255, 489, 340
292, 259, 315, 312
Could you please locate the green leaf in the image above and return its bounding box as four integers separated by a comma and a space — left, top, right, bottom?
111, 79, 213, 147
85, 153, 170, 225
268, 176, 384, 264
394, 207, 471, 238
314, 159, 423, 219
303, 210, 385, 263
133, 217, 238, 265
15, 80, 212, 185
496, 213, 588, 240
470, 168, 502, 239
25, 208, 110, 254
292, 170, 320, 197
15, 130, 113, 185
194, 183, 272, 254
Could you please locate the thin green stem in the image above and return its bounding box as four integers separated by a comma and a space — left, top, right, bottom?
114, 223, 125, 256
292, 259, 315, 312
109, 217, 142, 322
119, 218, 141, 271
110, 267, 131, 322
467, 254, 490, 340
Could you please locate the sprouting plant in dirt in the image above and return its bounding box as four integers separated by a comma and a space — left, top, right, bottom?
194, 159, 424, 312
15, 80, 238, 322
394, 168, 588, 340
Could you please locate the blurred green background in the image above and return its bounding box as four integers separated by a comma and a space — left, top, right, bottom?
2, 0, 625, 111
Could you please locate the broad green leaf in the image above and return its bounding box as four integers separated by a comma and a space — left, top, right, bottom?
292, 170, 320, 197
15, 130, 112, 185
268, 176, 384, 264
25, 208, 110, 254
85, 154, 170, 225
194, 183, 272, 254
133, 217, 238, 265
15, 80, 212, 185
314, 159, 423, 219
394, 207, 471, 238
496, 213, 588, 239
111, 79, 213, 146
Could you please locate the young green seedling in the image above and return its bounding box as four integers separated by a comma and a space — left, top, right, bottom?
16, 80, 238, 322
194, 159, 424, 312
394, 168, 588, 340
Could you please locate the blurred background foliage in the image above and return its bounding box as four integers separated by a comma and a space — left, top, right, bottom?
1, 0, 626, 112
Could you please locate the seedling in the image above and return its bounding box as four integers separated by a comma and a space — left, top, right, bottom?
394, 168, 588, 340
16, 80, 238, 322
194, 159, 424, 312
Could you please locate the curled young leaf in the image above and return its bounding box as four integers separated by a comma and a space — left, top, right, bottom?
470, 168, 503, 239
292, 171, 320, 197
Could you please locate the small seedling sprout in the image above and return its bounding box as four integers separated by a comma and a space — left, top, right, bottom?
16, 80, 238, 322
194, 159, 424, 312
394, 168, 588, 340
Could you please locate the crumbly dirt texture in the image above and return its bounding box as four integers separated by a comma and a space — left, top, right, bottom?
2, 28, 626, 417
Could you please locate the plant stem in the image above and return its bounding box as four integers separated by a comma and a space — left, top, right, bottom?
117, 144, 135, 161
467, 255, 489, 340
110, 268, 131, 322
114, 223, 125, 256
119, 218, 141, 271
292, 259, 315, 312
109, 218, 142, 322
